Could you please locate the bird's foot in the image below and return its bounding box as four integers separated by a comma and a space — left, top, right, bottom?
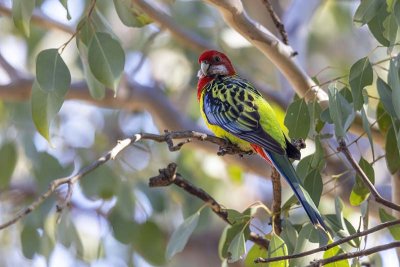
217, 140, 253, 157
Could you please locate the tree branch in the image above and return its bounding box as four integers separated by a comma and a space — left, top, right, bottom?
149, 162, 269, 249
310, 241, 400, 266
271, 167, 282, 235
338, 139, 400, 212
0, 130, 248, 230
261, 0, 289, 45
255, 219, 400, 263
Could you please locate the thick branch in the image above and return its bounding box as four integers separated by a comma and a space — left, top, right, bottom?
255, 219, 400, 263
311, 241, 400, 266
338, 139, 400, 212
149, 163, 269, 249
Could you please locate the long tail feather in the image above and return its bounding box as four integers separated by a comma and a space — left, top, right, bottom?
265, 150, 328, 230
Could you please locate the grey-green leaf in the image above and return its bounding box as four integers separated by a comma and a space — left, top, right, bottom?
361, 107, 374, 158
377, 78, 397, 117
284, 98, 310, 139
385, 125, 400, 174
21, 225, 41, 259
328, 84, 355, 138
379, 208, 400, 240
228, 231, 246, 262
389, 56, 400, 119
349, 57, 373, 110
12, 0, 35, 36
59, 0, 71, 20
349, 157, 375, 206
88, 32, 125, 92
303, 169, 323, 207
31, 80, 65, 141
267, 233, 289, 267
367, 4, 390, 46
113, 0, 153, 27
166, 211, 200, 260
353, 0, 383, 26
0, 141, 17, 189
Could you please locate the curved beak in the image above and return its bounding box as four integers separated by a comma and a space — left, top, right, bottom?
197, 61, 210, 78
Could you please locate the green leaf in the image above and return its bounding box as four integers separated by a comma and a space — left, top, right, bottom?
284, 98, 310, 139
379, 208, 400, 240
308, 100, 325, 133
323, 242, 350, 267
134, 221, 166, 265
349, 158, 375, 206
0, 141, 17, 189
376, 102, 391, 133
32, 49, 71, 141
360, 107, 374, 158
21, 225, 41, 259
12, 0, 35, 36
296, 153, 325, 181
80, 165, 120, 199
377, 78, 397, 117
36, 49, 71, 96
267, 233, 288, 267
303, 169, 323, 207
166, 211, 200, 260
383, 13, 399, 47
244, 244, 267, 267
226, 208, 252, 224
291, 224, 324, 266
385, 125, 400, 174
227, 165, 243, 184
395, 1, 400, 26
219, 222, 250, 260
59, 0, 71, 20
108, 209, 138, 244
349, 57, 373, 110
389, 56, 400, 119
113, 0, 153, 27
88, 32, 125, 92
367, 4, 391, 46
328, 84, 355, 138
353, 0, 384, 26
227, 231, 246, 262
280, 220, 298, 254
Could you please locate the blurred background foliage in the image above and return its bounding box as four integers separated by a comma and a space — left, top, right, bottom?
0, 0, 399, 266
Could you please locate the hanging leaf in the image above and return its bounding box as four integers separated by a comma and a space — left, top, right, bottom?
219, 221, 250, 261
389, 56, 400, 119
353, 0, 384, 26
59, 0, 71, 20
88, 32, 125, 92
21, 225, 41, 259
291, 224, 324, 266
349, 158, 375, 206
227, 231, 246, 262
376, 102, 391, 133
32, 49, 71, 141
349, 57, 373, 110
379, 208, 400, 240
113, 0, 153, 27
383, 13, 399, 47
377, 78, 397, 117
280, 220, 298, 254
328, 85, 355, 138
244, 244, 267, 267
166, 211, 200, 260
360, 107, 374, 158
284, 98, 310, 139
12, 0, 35, 36
323, 242, 350, 267
367, 4, 390, 46
303, 169, 323, 207
385, 125, 400, 174
80, 165, 120, 199
0, 141, 17, 189
267, 233, 289, 267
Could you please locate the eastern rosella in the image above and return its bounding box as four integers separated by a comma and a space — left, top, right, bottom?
197, 50, 326, 230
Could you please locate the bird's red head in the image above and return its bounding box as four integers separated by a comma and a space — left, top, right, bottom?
196, 50, 236, 100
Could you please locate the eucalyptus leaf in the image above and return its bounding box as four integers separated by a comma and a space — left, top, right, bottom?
166, 211, 200, 260
88, 32, 125, 92
349, 57, 373, 110
12, 0, 35, 36
349, 158, 375, 206
284, 98, 310, 139
360, 108, 374, 159
227, 231, 246, 262
389, 56, 400, 119
328, 85, 355, 138
385, 125, 400, 174
377, 78, 397, 117
323, 242, 350, 267
267, 233, 288, 267
379, 208, 400, 240
244, 244, 267, 267
303, 169, 323, 206
113, 0, 153, 27
367, 4, 391, 46
353, 0, 383, 26
21, 225, 40, 259
0, 141, 17, 189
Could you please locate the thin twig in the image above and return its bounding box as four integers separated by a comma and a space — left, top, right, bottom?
310, 241, 400, 266
338, 138, 400, 211
271, 167, 282, 235
149, 163, 270, 249
255, 219, 400, 263
0, 131, 247, 230
261, 0, 289, 46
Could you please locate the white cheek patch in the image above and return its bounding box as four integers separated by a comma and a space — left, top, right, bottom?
209, 64, 228, 75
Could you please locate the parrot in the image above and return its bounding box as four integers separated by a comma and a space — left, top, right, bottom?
196, 50, 327, 230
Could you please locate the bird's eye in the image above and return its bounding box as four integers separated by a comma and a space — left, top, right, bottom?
214, 56, 221, 62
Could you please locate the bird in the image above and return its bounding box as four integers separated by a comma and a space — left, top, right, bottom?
196, 50, 327, 230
